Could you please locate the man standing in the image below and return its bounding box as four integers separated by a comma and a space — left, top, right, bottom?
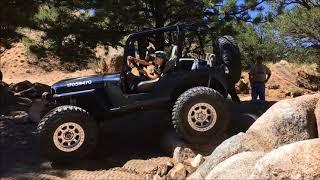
249, 56, 271, 101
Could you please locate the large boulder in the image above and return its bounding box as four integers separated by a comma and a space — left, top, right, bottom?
250, 138, 320, 179
189, 94, 320, 179
246, 94, 319, 150
187, 133, 252, 179
205, 151, 265, 180
315, 100, 320, 137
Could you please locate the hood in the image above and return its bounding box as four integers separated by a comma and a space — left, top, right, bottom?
52, 73, 121, 94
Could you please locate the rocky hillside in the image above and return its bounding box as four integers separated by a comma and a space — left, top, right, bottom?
236, 60, 320, 101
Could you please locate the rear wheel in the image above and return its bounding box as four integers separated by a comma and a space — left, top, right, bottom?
172, 87, 229, 144
37, 105, 98, 163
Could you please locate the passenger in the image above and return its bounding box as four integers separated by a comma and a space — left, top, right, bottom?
129, 51, 167, 91
249, 56, 271, 101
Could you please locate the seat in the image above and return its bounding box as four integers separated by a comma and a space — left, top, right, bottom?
136, 78, 159, 92
161, 45, 178, 75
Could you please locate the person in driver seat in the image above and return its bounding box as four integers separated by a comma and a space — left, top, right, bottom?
129, 51, 168, 91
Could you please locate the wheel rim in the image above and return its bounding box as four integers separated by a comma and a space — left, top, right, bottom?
53, 122, 85, 152
187, 102, 217, 132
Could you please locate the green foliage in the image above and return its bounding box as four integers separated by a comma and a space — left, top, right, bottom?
34, 4, 59, 26
2, 0, 319, 71
273, 6, 320, 64
22, 36, 47, 59
234, 22, 285, 67
21, 37, 37, 50
0, 0, 42, 30
275, 7, 320, 46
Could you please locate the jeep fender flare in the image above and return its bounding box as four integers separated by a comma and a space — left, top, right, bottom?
170, 72, 228, 101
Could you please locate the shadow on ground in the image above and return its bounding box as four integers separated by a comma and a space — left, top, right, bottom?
1, 100, 276, 178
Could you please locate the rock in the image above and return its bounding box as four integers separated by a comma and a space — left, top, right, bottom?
182, 158, 194, 174
16, 96, 33, 107
156, 161, 174, 177
9, 111, 29, 123
153, 174, 165, 180
250, 139, 320, 179
205, 151, 265, 179
246, 94, 319, 150
33, 82, 50, 95
14, 82, 50, 98
14, 87, 37, 98
297, 70, 320, 91
191, 154, 205, 169
284, 91, 291, 97
161, 130, 225, 159
267, 83, 280, 90
167, 163, 187, 180
123, 157, 171, 176
9, 80, 33, 92
189, 94, 320, 179
314, 100, 320, 137
183, 154, 205, 174
291, 88, 304, 97
188, 133, 249, 180
173, 147, 196, 164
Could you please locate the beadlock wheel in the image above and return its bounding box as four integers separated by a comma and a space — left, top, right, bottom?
53, 122, 85, 152
187, 102, 217, 132
172, 87, 229, 144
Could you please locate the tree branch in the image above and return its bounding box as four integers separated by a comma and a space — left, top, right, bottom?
227, 0, 266, 15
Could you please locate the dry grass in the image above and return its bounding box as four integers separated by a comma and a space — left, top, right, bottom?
266, 60, 318, 75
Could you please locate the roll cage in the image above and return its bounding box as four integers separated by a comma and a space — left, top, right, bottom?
121, 23, 213, 91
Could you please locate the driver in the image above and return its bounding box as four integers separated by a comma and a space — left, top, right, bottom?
127, 46, 155, 68
128, 51, 167, 91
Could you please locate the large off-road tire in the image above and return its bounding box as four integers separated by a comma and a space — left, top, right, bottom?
37, 105, 98, 163
172, 87, 229, 144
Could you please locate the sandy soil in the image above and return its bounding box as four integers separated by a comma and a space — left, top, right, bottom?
0, 42, 96, 85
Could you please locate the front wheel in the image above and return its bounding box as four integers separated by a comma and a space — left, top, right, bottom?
37, 105, 98, 163
172, 87, 229, 144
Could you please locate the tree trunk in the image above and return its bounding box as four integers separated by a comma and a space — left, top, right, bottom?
151, 0, 166, 50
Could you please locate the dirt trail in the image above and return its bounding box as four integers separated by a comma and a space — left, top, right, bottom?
1, 110, 171, 180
